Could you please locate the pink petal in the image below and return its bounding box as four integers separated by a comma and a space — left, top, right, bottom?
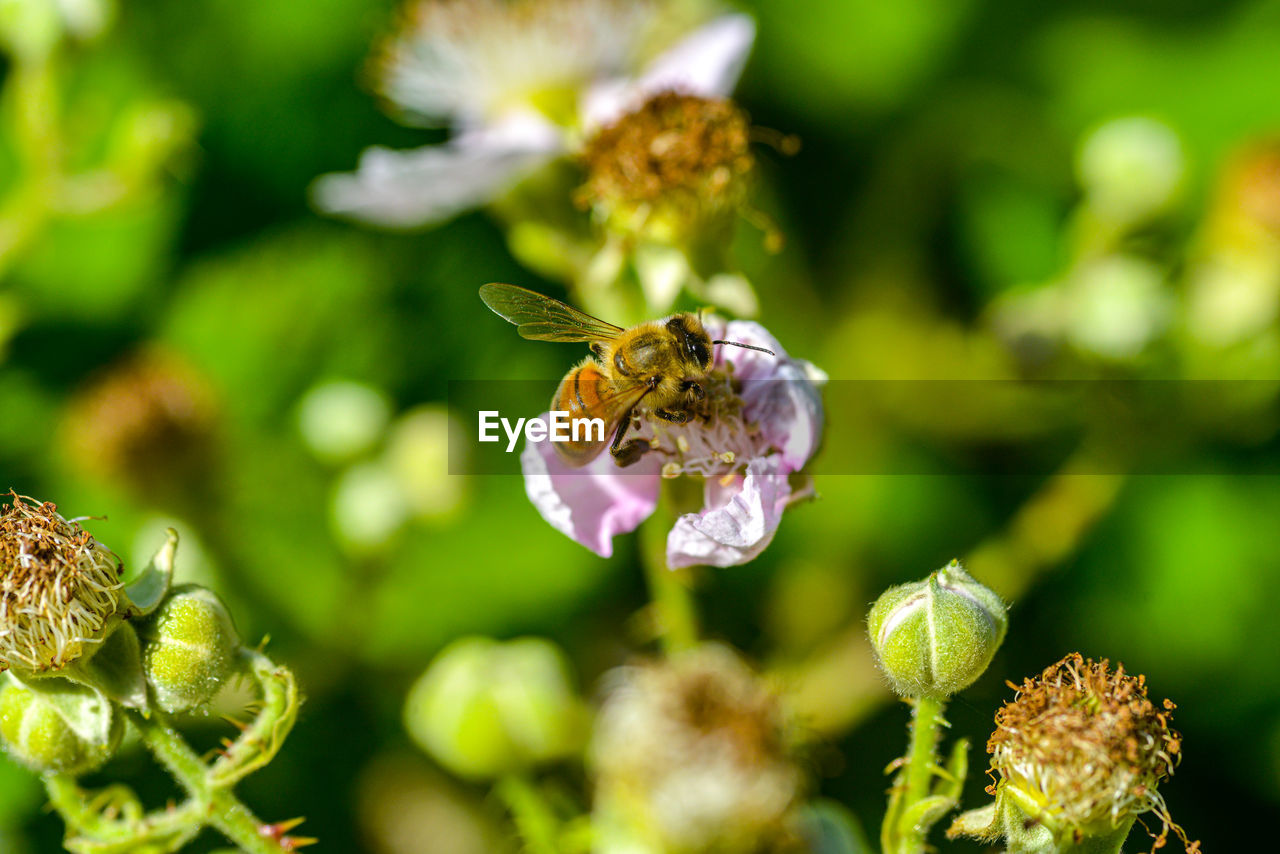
666, 456, 791, 569
715, 321, 824, 471
521, 415, 661, 557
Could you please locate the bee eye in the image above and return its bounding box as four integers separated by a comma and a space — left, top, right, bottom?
691, 340, 710, 367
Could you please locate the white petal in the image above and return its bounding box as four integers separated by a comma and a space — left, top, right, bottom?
666, 456, 790, 569
583, 13, 757, 128
311, 117, 563, 228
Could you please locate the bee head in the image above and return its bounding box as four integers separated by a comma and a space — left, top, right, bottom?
667, 315, 714, 371
667, 314, 776, 373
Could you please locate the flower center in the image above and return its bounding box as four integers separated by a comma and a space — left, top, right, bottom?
626, 366, 767, 479
579, 92, 753, 214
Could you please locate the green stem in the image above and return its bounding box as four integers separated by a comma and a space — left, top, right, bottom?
496, 775, 561, 854
126, 709, 293, 854
639, 480, 700, 654
882, 695, 949, 854
903, 696, 946, 808
44, 775, 203, 852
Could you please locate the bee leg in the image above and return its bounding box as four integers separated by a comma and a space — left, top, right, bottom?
609, 410, 648, 467
612, 440, 648, 467
679, 380, 705, 400
654, 408, 690, 424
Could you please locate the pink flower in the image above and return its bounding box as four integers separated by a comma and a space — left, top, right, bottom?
520, 320, 823, 567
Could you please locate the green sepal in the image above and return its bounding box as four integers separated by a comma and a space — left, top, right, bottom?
904, 794, 956, 836
123, 528, 177, 617
8, 672, 115, 748
947, 802, 999, 841
67, 623, 148, 710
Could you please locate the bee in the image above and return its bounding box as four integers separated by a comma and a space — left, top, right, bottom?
479, 282, 774, 467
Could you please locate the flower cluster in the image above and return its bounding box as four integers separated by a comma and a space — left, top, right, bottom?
522, 317, 823, 567
0, 492, 306, 852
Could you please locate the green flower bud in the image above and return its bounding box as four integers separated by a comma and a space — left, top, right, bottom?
404, 636, 584, 780
867, 560, 1007, 699
140, 585, 240, 713
0, 675, 122, 775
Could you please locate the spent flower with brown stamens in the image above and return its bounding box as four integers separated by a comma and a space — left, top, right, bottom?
951, 652, 1199, 853
0, 493, 123, 672
61, 348, 219, 498
579, 91, 753, 221
590, 644, 801, 853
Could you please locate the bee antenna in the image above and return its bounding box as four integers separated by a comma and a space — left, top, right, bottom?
712, 339, 776, 356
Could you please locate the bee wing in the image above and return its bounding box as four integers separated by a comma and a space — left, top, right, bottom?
480, 282, 624, 343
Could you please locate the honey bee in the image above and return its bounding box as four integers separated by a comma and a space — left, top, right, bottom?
479, 282, 774, 467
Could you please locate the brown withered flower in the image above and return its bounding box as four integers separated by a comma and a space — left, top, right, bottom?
951, 652, 1199, 853
0, 493, 123, 672
61, 347, 219, 501
590, 643, 801, 853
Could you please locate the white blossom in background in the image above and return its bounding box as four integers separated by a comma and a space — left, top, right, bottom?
312, 0, 756, 227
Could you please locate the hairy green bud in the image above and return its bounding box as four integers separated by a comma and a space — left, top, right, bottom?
404, 636, 584, 780
140, 585, 240, 713
867, 560, 1007, 699
0, 675, 122, 775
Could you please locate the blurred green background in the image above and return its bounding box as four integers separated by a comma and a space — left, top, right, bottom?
3, 0, 1280, 851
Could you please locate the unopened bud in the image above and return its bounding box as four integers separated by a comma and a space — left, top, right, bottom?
867, 560, 1007, 699
139, 585, 240, 713
404, 636, 583, 780
0, 675, 122, 775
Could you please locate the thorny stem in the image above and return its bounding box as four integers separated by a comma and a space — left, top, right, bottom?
44, 774, 204, 852
126, 708, 295, 854
904, 696, 946, 814
882, 695, 949, 854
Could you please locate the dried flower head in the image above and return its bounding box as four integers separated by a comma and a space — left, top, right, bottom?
0, 493, 123, 672
591, 644, 800, 853
579, 91, 753, 226
61, 348, 219, 498
983, 653, 1198, 852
